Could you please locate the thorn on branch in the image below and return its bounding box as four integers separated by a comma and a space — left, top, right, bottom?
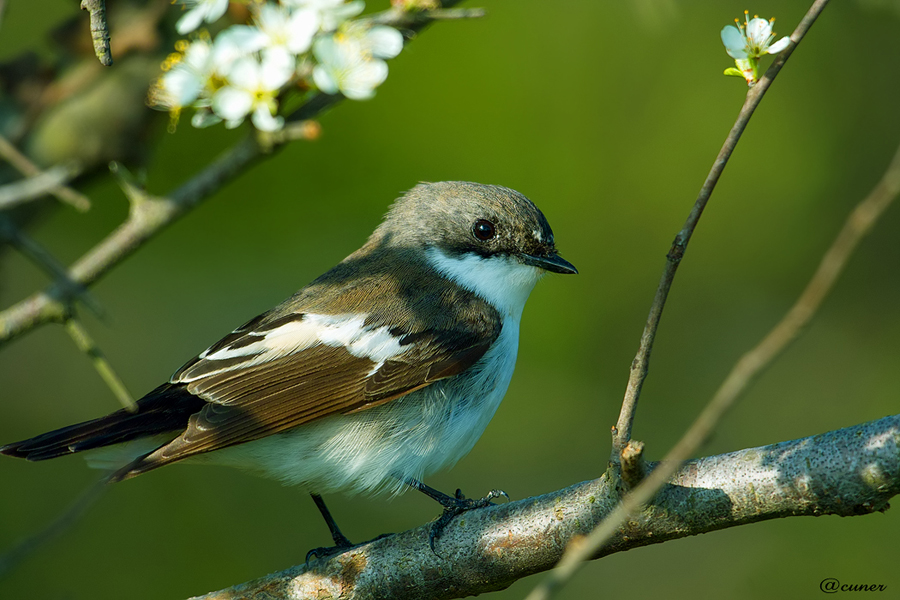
109, 162, 152, 209
80, 0, 113, 67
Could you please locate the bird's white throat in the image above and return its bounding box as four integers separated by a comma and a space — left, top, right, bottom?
425, 247, 544, 319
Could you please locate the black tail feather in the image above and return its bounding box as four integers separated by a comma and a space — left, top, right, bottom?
1, 383, 205, 462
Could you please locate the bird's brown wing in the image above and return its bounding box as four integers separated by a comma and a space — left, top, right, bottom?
113, 310, 498, 479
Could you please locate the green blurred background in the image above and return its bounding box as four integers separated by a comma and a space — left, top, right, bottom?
2, 0, 899, 598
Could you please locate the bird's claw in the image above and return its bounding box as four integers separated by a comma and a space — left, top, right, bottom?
305, 538, 353, 564
428, 488, 509, 553
305, 532, 393, 565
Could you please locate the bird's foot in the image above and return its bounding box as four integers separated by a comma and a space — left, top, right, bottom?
305, 543, 347, 564
429, 488, 508, 553
305, 532, 394, 564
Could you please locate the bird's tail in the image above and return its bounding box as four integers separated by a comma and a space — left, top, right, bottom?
0, 383, 204, 464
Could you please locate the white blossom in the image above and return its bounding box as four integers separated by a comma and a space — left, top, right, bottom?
175, 0, 230, 35
152, 29, 259, 113
156, 0, 401, 130
212, 54, 294, 130
283, 0, 365, 32
252, 3, 321, 66
721, 13, 790, 60
155, 40, 215, 111
312, 24, 403, 100
721, 12, 790, 86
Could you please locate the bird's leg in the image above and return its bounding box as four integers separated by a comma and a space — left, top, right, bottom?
401, 477, 508, 553
305, 493, 353, 562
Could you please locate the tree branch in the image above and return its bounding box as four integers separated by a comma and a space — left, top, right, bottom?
0, 135, 91, 212
80, 0, 112, 66
0, 164, 82, 211
0, 2, 466, 347
611, 0, 830, 459
189, 414, 900, 600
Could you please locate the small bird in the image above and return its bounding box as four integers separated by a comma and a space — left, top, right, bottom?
2, 181, 576, 551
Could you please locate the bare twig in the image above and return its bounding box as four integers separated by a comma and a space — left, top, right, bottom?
421, 7, 486, 19
256, 120, 322, 152
0, 219, 105, 318
0, 164, 81, 211
0, 480, 108, 581
611, 0, 829, 459
190, 415, 900, 600
0, 135, 91, 212
64, 317, 137, 411
80, 0, 112, 66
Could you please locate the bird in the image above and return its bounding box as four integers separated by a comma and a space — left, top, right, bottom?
1, 181, 577, 553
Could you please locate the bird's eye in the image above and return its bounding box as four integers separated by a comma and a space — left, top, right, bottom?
472, 219, 496, 241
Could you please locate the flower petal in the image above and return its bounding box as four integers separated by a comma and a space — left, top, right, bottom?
746, 18, 772, 45
161, 67, 204, 107
226, 57, 263, 90
341, 59, 388, 100
176, 7, 208, 35
251, 104, 284, 131
766, 36, 790, 55
286, 8, 320, 54
191, 109, 222, 128
366, 26, 404, 59
260, 52, 295, 90
720, 25, 747, 59
312, 64, 340, 94
212, 86, 254, 120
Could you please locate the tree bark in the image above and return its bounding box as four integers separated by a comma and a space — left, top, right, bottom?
192, 414, 900, 600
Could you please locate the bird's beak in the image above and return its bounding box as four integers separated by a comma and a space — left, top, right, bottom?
522, 252, 578, 275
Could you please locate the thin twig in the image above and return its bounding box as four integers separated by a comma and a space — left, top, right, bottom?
80, 0, 112, 66
0, 164, 81, 211
0, 218, 105, 319
256, 120, 322, 152
0, 480, 108, 581
0, 135, 91, 212
421, 7, 486, 19
64, 318, 137, 411
610, 0, 829, 460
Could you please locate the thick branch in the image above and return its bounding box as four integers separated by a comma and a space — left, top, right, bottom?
191, 414, 900, 600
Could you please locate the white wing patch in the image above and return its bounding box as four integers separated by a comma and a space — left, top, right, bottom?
176, 313, 406, 383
